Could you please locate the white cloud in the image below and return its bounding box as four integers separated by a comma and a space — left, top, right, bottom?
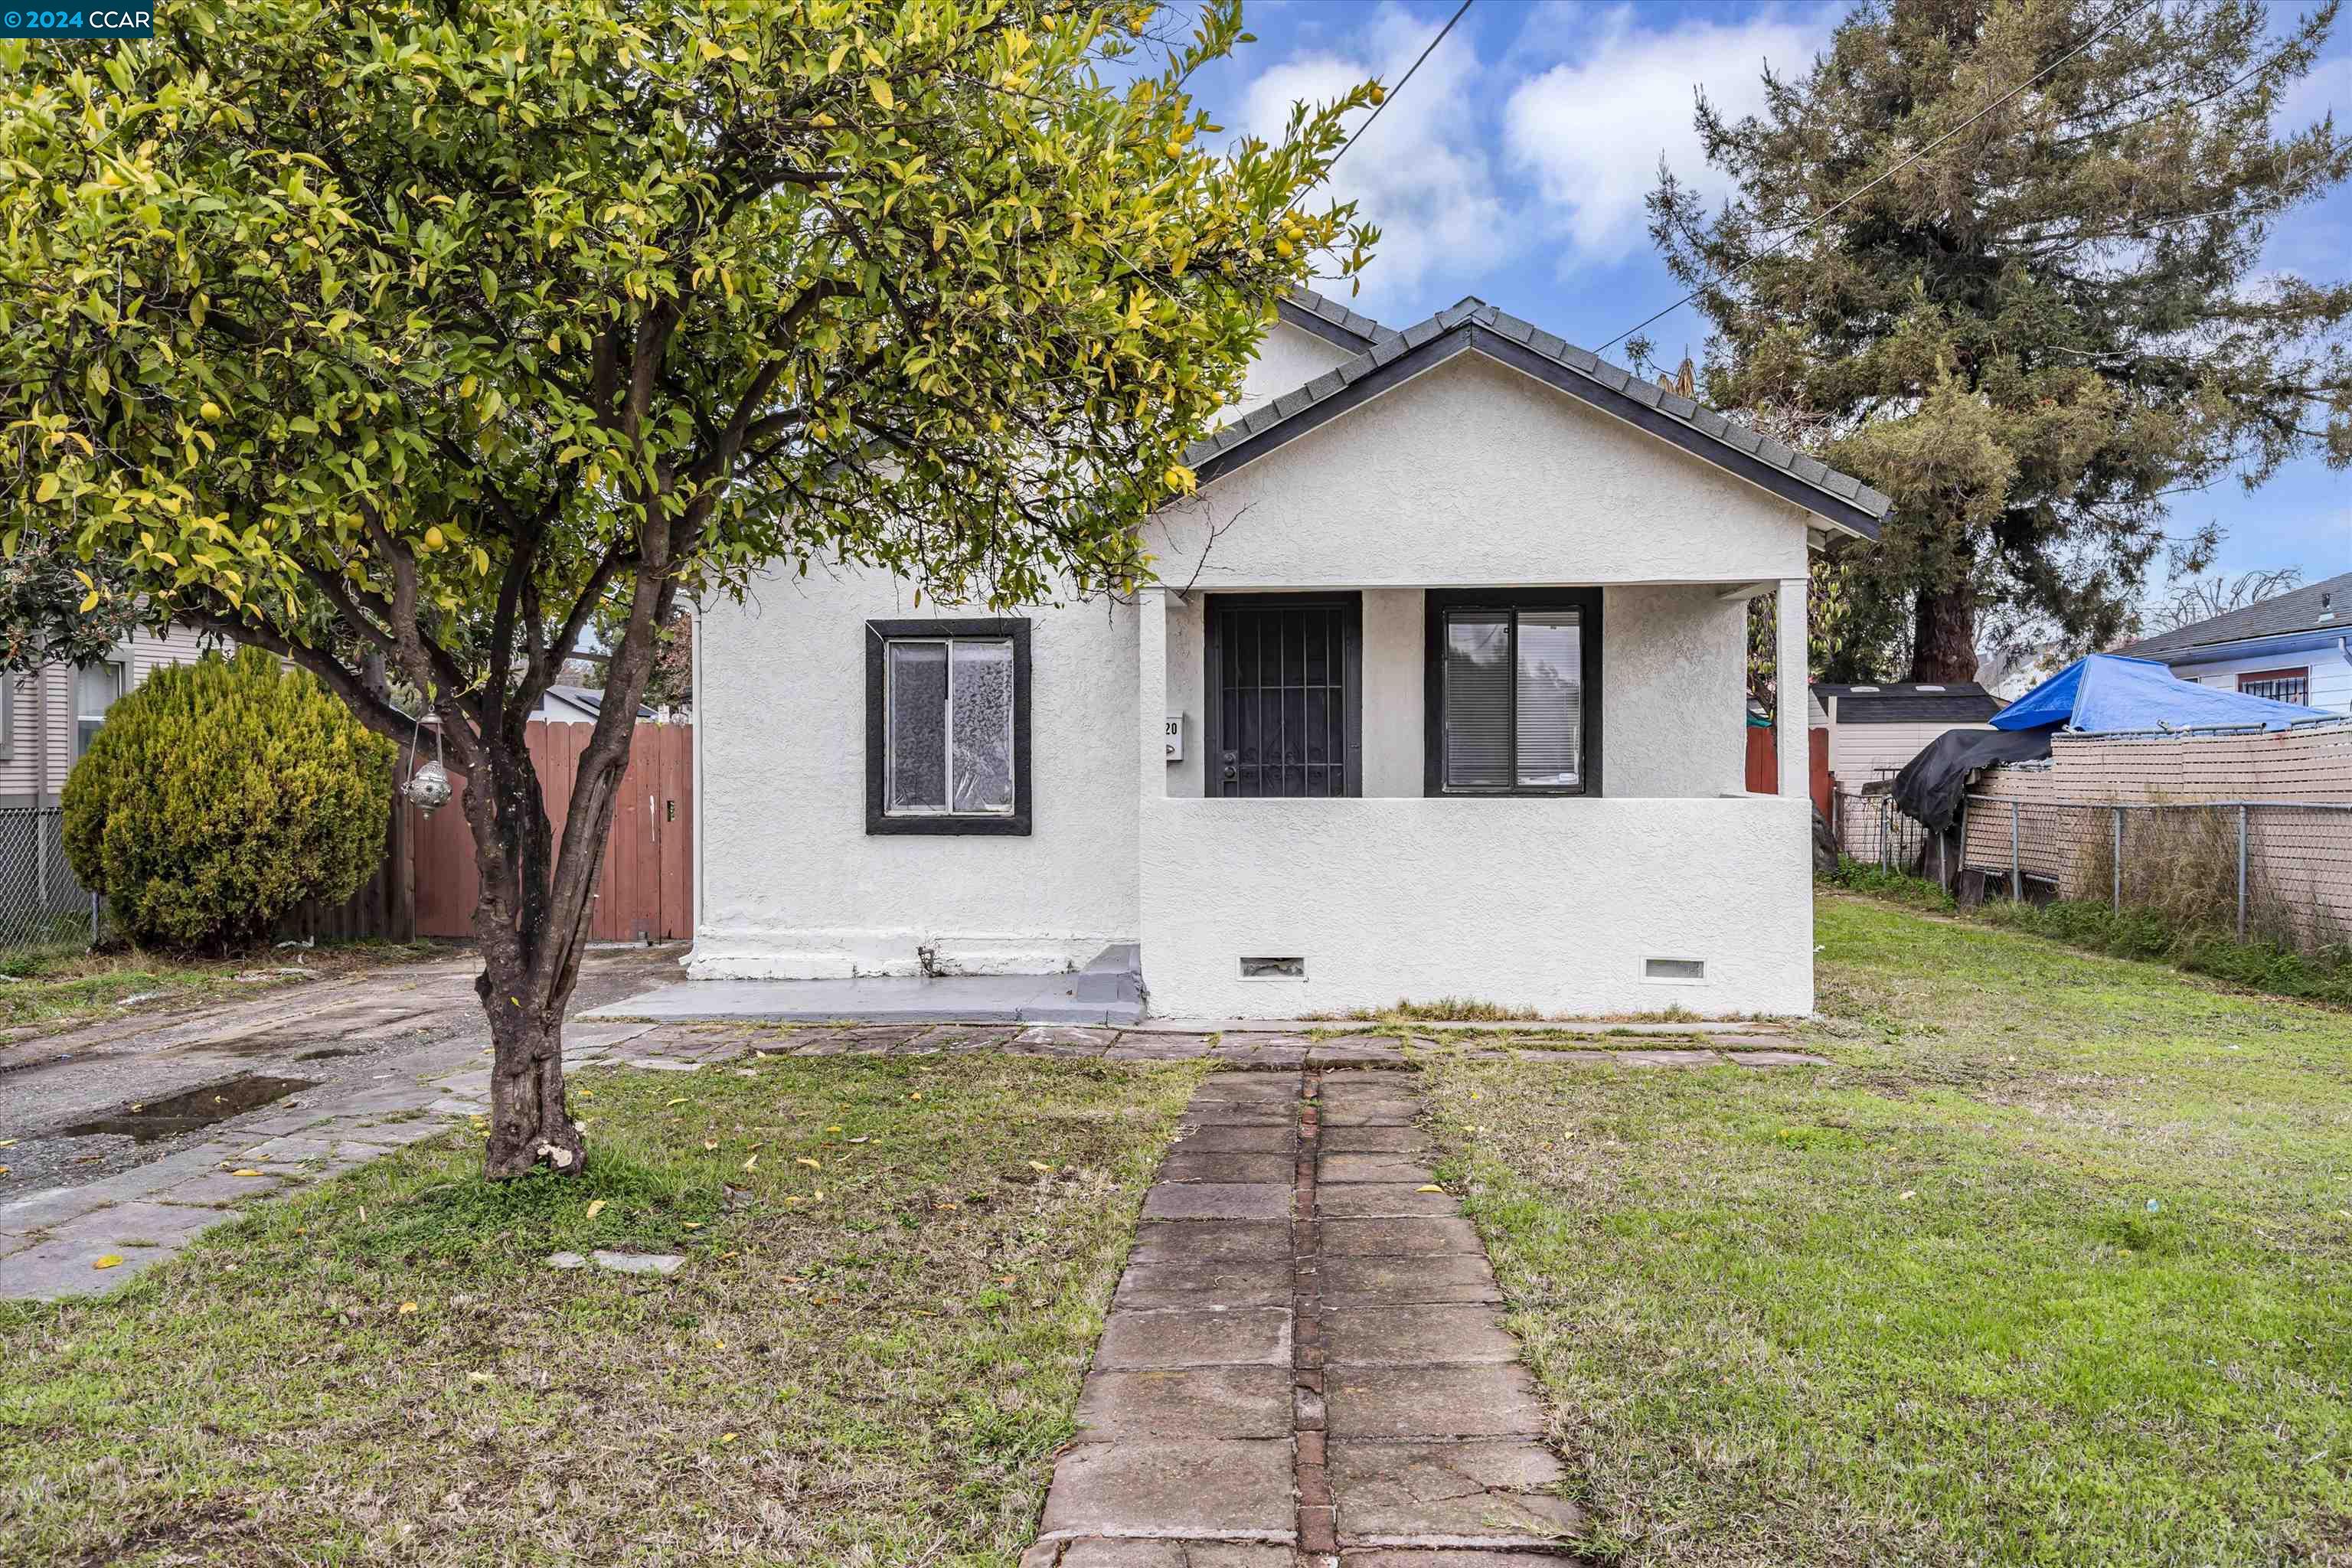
1504, 5, 1835, 263
1236, 3, 1508, 316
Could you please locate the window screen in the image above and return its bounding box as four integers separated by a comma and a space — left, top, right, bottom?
885, 636, 1014, 817
1439, 606, 1584, 792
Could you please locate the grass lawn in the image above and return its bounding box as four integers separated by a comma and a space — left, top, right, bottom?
0, 936, 441, 1037
1423, 892, 2352, 1567
0, 1053, 1202, 1565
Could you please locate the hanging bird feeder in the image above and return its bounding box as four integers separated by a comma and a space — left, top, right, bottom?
402, 713, 452, 814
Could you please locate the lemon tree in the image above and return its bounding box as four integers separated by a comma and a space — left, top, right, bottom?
0, 0, 1375, 1177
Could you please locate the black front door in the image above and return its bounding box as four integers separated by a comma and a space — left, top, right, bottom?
1204, 593, 1363, 798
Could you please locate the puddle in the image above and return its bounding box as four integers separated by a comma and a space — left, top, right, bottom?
295, 1048, 360, 1062
62, 1074, 319, 1143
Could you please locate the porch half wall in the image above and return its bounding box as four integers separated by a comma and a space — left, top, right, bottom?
1138, 795, 1814, 1018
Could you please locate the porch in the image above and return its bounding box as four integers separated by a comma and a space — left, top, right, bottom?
1135, 578, 1815, 1019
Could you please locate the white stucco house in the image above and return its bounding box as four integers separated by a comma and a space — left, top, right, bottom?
690, 290, 1891, 1018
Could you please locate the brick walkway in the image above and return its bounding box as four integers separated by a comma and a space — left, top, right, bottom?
1024, 1068, 1587, 1568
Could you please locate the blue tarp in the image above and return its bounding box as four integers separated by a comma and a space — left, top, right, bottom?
1991, 653, 2318, 733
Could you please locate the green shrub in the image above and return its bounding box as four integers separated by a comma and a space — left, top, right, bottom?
63, 648, 395, 952
1819, 858, 1955, 911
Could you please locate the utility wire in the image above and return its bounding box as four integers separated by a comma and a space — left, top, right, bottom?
1595, 0, 2165, 353
1327, 0, 1475, 178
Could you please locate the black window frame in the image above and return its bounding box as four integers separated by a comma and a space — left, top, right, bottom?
1423, 588, 1603, 798
864, 617, 1031, 835
1202, 592, 1364, 799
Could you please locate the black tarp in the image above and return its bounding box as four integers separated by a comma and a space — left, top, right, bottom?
1892, 726, 2057, 832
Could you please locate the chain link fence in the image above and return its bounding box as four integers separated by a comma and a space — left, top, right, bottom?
1834, 789, 2352, 954
0, 806, 98, 949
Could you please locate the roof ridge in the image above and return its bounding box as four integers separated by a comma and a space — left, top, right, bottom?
1190, 296, 1894, 536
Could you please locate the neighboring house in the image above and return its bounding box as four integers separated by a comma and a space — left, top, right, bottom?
1812, 681, 2004, 795
2121, 570, 2352, 713
0, 622, 222, 808
530, 684, 655, 724
693, 290, 1892, 1018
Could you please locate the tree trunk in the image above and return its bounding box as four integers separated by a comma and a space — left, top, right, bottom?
1909, 581, 1980, 682
466, 722, 593, 1180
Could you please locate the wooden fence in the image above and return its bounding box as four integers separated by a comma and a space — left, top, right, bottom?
294, 720, 693, 944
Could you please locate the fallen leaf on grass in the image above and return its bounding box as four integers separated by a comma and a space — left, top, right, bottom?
1027, 1161, 1052, 1173
93, 1255, 122, 1270
825, 1125, 843, 1133
466, 1371, 492, 1384
666, 1097, 689, 1107
1416, 1184, 1442, 1193
230, 1168, 263, 1178
0, 1138, 16, 1148
741, 1154, 758, 1171
585, 1200, 606, 1220
398, 1302, 420, 1315
720, 1432, 737, 1443
795, 1157, 821, 1171
682, 1222, 702, 1230
704, 1141, 718, 1152
848, 1135, 869, 1145
1900, 1190, 1917, 1201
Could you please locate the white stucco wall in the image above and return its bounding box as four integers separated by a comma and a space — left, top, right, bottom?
1603, 584, 1751, 797
1151, 351, 1814, 591
1138, 795, 1815, 1018
691, 568, 1138, 978
1227, 319, 1354, 422
1159, 582, 1748, 799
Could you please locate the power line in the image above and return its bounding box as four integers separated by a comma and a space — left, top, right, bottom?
1595, 0, 2165, 354
1327, 0, 1475, 177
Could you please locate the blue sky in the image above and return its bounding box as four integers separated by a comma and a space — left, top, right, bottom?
1177, 0, 2351, 596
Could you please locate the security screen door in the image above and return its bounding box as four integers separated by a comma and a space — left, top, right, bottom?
1203, 594, 1363, 798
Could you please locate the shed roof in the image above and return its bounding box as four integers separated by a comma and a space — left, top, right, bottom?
1187, 295, 1893, 540
1812, 681, 2003, 724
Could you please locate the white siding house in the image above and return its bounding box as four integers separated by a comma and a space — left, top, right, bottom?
693, 292, 1892, 1018
0, 622, 224, 807
2124, 571, 2352, 715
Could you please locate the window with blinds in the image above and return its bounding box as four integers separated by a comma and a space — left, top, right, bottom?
1426, 592, 1598, 796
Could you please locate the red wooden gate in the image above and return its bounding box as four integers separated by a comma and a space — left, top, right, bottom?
407, 721, 694, 942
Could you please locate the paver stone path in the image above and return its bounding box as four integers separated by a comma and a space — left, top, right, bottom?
1024, 1069, 1587, 1568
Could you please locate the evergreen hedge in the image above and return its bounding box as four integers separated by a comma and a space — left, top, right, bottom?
63, 648, 396, 952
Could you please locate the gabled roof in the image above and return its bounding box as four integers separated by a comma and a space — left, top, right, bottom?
1274, 286, 1399, 353
2122, 571, 2352, 658
538, 683, 654, 721
1189, 296, 1893, 540
1812, 681, 2002, 724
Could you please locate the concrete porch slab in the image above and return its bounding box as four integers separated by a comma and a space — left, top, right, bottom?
586, 942, 1141, 1025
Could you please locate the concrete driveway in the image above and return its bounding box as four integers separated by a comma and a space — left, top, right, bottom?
0, 945, 681, 1294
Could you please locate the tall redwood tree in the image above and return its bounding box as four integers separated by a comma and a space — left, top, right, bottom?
1651, 0, 2351, 681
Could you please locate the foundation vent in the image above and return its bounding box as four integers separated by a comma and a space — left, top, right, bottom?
1644, 957, 1706, 982
1240, 956, 1305, 979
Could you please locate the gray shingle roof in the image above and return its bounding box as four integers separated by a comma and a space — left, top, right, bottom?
2122, 571, 2352, 658
1279, 286, 1398, 347
1191, 296, 1893, 537
1811, 682, 2003, 724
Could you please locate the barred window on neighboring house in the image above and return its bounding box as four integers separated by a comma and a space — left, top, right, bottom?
2237, 668, 2310, 706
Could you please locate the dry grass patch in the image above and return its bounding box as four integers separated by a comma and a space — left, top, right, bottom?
0, 1054, 1203, 1565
